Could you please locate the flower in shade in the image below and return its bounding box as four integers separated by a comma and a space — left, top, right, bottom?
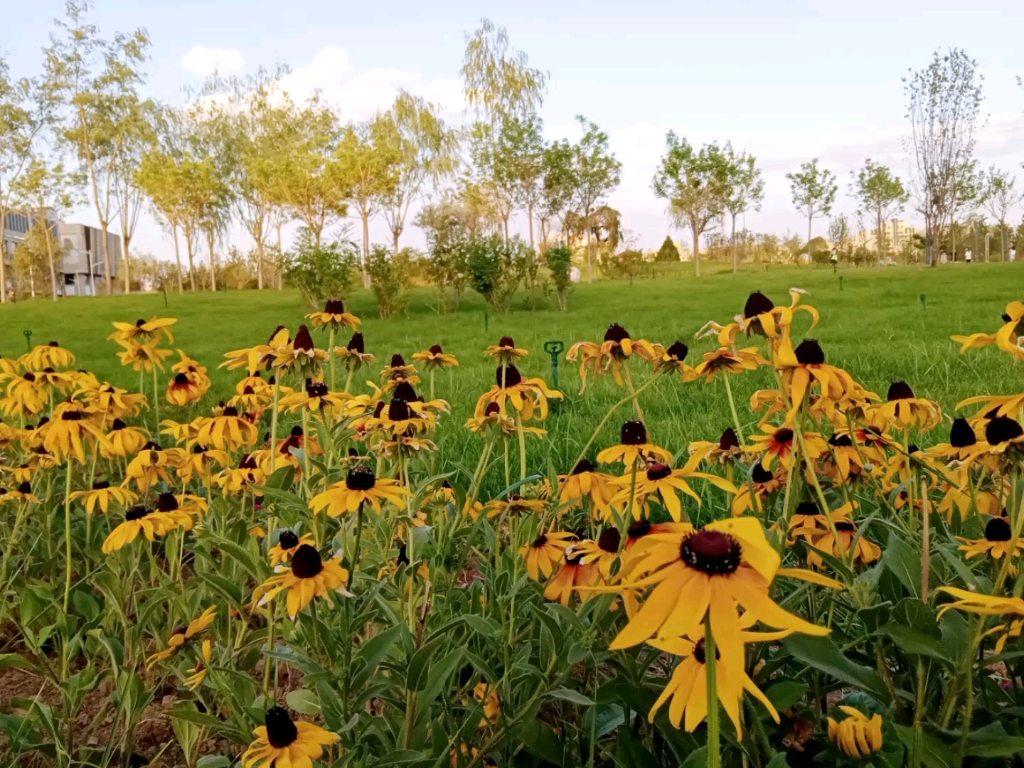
222, 326, 291, 374
612, 458, 738, 521
379, 352, 418, 382
820, 432, 870, 483
646, 614, 785, 738
566, 324, 659, 392
597, 420, 672, 468
793, 505, 881, 568
253, 543, 350, 619
543, 547, 600, 606
185, 639, 213, 690
335, 332, 376, 371
102, 503, 191, 553
521, 529, 577, 581
69, 480, 138, 514
474, 365, 563, 422
473, 682, 501, 727
116, 339, 173, 372
869, 381, 942, 432
108, 316, 177, 346
957, 515, 1024, 565
827, 706, 884, 758
269, 529, 315, 567
688, 346, 768, 383
146, 606, 217, 667
484, 336, 528, 366
241, 706, 339, 768
43, 402, 105, 464
688, 428, 744, 466
167, 372, 203, 405
476, 494, 547, 520
310, 466, 411, 516
558, 458, 619, 517
951, 300, 1024, 361
307, 298, 361, 330
196, 406, 258, 451
413, 344, 460, 369
746, 426, 827, 471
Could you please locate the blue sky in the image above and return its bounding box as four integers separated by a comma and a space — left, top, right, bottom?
4, 0, 1024, 258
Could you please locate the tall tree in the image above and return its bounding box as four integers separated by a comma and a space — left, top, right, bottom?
43, 0, 151, 295
566, 116, 621, 283
786, 159, 838, 263
651, 132, 729, 278
112, 98, 156, 294
460, 18, 548, 125
722, 145, 764, 273
850, 159, 909, 257
0, 55, 42, 303
982, 167, 1023, 261
336, 119, 399, 287
904, 48, 984, 267
538, 139, 574, 247
378, 91, 459, 257
136, 146, 185, 292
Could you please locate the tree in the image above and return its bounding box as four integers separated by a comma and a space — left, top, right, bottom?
655, 236, 680, 262
11, 157, 84, 300
786, 159, 838, 263
566, 116, 622, 283
651, 132, 729, 277
366, 244, 410, 319
827, 214, 853, 262
544, 244, 572, 310
538, 139, 574, 248
136, 146, 185, 293
982, 167, 1023, 261
850, 160, 909, 257
283, 228, 360, 310
43, 0, 151, 295
460, 18, 547, 125
416, 196, 473, 313
904, 49, 984, 267
378, 91, 460, 258
112, 98, 156, 294
722, 145, 764, 273
468, 122, 515, 242
1, 56, 40, 303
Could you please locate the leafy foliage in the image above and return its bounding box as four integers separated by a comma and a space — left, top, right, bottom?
283, 229, 360, 310
466, 234, 532, 312
366, 243, 411, 318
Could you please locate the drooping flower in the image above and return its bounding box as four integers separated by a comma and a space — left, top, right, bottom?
413, 344, 460, 369
827, 706, 884, 758
69, 481, 138, 515
108, 316, 177, 347
566, 324, 659, 392
146, 606, 217, 667
474, 365, 563, 422
484, 335, 528, 366
869, 381, 942, 432
241, 706, 339, 768
612, 458, 737, 521
307, 298, 361, 331
521, 529, 577, 581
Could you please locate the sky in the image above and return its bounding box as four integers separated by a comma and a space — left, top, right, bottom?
4, 0, 1024, 260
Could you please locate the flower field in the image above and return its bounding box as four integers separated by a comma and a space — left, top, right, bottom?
1, 271, 1024, 767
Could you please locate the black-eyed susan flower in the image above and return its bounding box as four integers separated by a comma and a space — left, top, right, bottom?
773, 338, 865, 423
827, 706, 884, 758
166, 372, 203, 406
335, 332, 376, 372
1, 482, 39, 503
21, 341, 76, 371
570, 528, 623, 579
958, 515, 1024, 564
125, 442, 179, 492
597, 420, 672, 468
0, 354, 19, 375
102, 503, 190, 553
738, 288, 818, 340
746, 426, 827, 471
521, 529, 577, 581
688, 346, 768, 383
688, 428, 744, 466
797, 508, 881, 568
43, 402, 105, 464
652, 340, 693, 377
380, 352, 418, 383
253, 543, 350, 619
70, 480, 138, 515
145, 605, 217, 667
474, 364, 563, 422
543, 547, 600, 606
79, 381, 147, 419
274, 325, 330, 375
566, 324, 659, 392
185, 639, 212, 690
215, 453, 266, 495
101, 418, 150, 458
484, 335, 528, 366
559, 458, 618, 517
982, 416, 1024, 463
614, 458, 738, 521
937, 587, 1024, 653
0, 371, 47, 417
310, 466, 411, 517
473, 682, 500, 727
413, 344, 459, 370
870, 381, 942, 432
821, 433, 869, 483
196, 406, 258, 451
177, 443, 231, 485
241, 706, 339, 768
476, 494, 547, 521
222, 326, 291, 374
279, 379, 348, 419
952, 300, 1024, 361
269, 529, 315, 567
116, 339, 173, 372
108, 316, 177, 346
307, 298, 361, 331
33, 367, 75, 394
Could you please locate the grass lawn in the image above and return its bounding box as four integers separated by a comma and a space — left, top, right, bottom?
1, 262, 1021, 487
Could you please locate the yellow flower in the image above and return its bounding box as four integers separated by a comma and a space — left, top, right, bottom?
612, 457, 737, 521
102, 502, 191, 553
520, 529, 577, 581
166, 372, 205, 405
869, 381, 942, 432
20, 341, 76, 371
0, 372, 47, 417
335, 332, 376, 371
108, 316, 177, 346
957, 515, 1024, 564
310, 466, 411, 516
687, 428, 744, 466
688, 347, 767, 383
79, 381, 147, 419
125, 442, 180, 492
43, 402, 105, 464
116, 339, 173, 372
937, 586, 1024, 653
196, 407, 258, 451
69, 481, 138, 514
570, 529, 624, 580
269, 530, 315, 567
222, 326, 291, 374
185, 639, 213, 690
473, 682, 501, 726
100, 419, 150, 458
215, 453, 266, 495
596, 420, 672, 468
543, 547, 600, 606
951, 300, 1024, 361
737, 288, 819, 339
413, 344, 459, 369
558, 458, 619, 517
273, 325, 329, 374
746, 426, 827, 471
566, 324, 659, 392
146, 605, 217, 667
484, 335, 528, 366
241, 706, 338, 768
474, 364, 562, 422
279, 379, 349, 419
828, 706, 884, 758
307, 298, 361, 331
253, 544, 350, 619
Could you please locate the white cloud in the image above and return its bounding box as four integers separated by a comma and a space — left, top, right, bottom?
278, 46, 464, 121
181, 46, 245, 76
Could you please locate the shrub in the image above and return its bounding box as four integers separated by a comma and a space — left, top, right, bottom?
654, 235, 680, 262
283, 229, 360, 310
366, 245, 410, 319
544, 245, 573, 311
466, 235, 530, 313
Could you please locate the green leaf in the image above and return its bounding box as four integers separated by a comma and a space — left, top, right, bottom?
286, 689, 320, 715
893, 724, 954, 768
680, 747, 708, 768
72, 591, 100, 622
518, 719, 565, 765
0, 654, 37, 672
879, 624, 951, 661
169, 703, 222, 729
882, 530, 921, 597
547, 687, 594, 706
373, 749, 426, 765
782, 634, 889, 701
965, 722, 1024, 757
763, 680, 808, 711
406, 636, 444, 692
764, 755, 790, 768
352, 624, 405, 688
463, 614, 500, 639
196, 757, 232, 768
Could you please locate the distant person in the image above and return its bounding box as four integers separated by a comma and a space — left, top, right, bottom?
965, 249, 972, 263
1011, 247, 1017, 262
940, 251, 948, 264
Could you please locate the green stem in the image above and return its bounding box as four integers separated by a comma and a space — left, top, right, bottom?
62, 460, 74, 613
152, 367, 160, 432
328, 327, 336, 391
721, 373, 746, 443
705, 614, 721, 768
515, 412, 527, 483
348, 503, 364, 590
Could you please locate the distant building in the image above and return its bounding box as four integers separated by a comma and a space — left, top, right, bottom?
1, 210, 33, 269
854, 220, 921, 252
58, 223, 120, 296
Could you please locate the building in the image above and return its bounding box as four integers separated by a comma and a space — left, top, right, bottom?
853, 220, 921, 252
1, 210, 33, 269
58, 223, 120, 296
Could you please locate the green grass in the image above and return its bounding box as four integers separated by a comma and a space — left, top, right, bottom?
2, 262, 1021, 488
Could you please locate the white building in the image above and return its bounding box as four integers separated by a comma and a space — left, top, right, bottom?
853, 220, 920, 252
58, 223, 120, 296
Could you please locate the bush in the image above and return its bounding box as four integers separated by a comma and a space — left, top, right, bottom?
654, 235, 680, 262
466, 235, 531, 313
367, 245, 410, 319
283, 229, 360, 310
544, 245, 573, 311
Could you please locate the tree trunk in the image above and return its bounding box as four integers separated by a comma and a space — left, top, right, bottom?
807, 214, 813, 268
731, 212, 738, 274
587, 233, 594, 284
172, 224, 184, 294
256, 239, 264, 290
361, 211, 371, 289
528, 203, 535, 251
1002, 222, 1008, 261
691, 216, 701, 278
876, 205, 885, 258
123, 233, 131, 295
0, 210, 7, 303
276, 221, 283, 290
100, 222, 112, 294
42, 207, 58, 301
207, 229, 218, 292
393, 227, 401, 259
186, 232, 196, 292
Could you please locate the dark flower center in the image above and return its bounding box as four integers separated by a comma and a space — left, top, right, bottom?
794, 339, 825, 365
829, 433, 853, 447
429, 344, 443, 355
293, 325, 314, 352
388, 399, 411, 421
346, 466, 376, 491
887, 381, 915, 401
666, 340, 688, 361
278, 530, 300, 549
239, 454, 258, 469
136, 319, 147, 327
744, 291, 775, 318
324, 298, 345, 314
484, 402, 500, 416
907, 444, 920, 454
347, 332, 365, 353
572, 458, 595, 475
795, 501, 819, 517
93, 480, 110, 489
646, 463, 672, 481
157, 493, 179, 512
243, 385, 255, 395
773, 428, 794, 444
373, 401, 386, 418
264, 706, 299, 749
751, 464, 775, 483
392, 381, 418, 401
61, 410, 85, 421
111, 418, 127, 430
306, 380, 329, 398
834, 521, 856, 532
621, 420, 647, 445
681, 530, 742, 575
23, 372, 36, 382
532, 534, 548, 548
390, 353, 406, 368
173, 373, 190, 385
48, 341, 59, 347
604, 323, 631, 343
125, 505, 150, 521
498, 365, 522, 388
986, 417, 1024, 445
498, 336, 515, 348
43, 367, 55, 373
692, 637, 719, 664
628, 519, 652, 539
598, 528, 621, 553
17, 482, 31, 494
986, 517, 1013, 542
290, 544, 324, 579
290, 425, 303, 437
718, 428, 739, 451
565, 549, 586, 566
